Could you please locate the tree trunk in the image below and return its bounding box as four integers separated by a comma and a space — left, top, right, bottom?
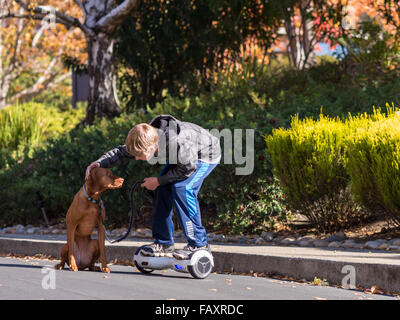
83, 32, 121, 124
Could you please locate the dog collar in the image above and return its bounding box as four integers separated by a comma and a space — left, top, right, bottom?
83, 184, 100, 204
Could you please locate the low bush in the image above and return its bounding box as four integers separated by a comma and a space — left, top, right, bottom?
345, 106, 400, 227
266, 113, 368, 233
0, 102, 84, 168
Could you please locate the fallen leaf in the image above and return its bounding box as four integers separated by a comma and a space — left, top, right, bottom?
370, 285, 383, 294
161, 270, 167, 274
208, 288, 217, 292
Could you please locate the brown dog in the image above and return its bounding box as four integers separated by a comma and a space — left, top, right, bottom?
55, 167, 124, 272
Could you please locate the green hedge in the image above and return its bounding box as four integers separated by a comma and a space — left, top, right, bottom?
266, 114, 366, 233
266, 105, 400, 232
0, 102, 84, 168
345, 107, 400, 227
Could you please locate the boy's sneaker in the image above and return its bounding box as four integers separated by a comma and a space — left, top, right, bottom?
173, 244, 211, 260
140, 242, 175, 257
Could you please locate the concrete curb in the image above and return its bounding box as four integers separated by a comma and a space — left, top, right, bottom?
1, 236, 400, 293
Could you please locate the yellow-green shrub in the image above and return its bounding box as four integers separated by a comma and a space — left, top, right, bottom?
345, 106, 400, 226
266, 114, 367, 232
0, 102, 84, 163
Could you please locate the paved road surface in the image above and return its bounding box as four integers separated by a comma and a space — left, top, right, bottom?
0, 256, 396, 300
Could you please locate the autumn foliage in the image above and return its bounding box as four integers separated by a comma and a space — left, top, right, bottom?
0, 0, 86, 108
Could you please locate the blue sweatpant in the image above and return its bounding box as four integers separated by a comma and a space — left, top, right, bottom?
153, 160, 217, 247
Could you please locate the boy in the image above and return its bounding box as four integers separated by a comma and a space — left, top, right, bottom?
85, 115, 221, 258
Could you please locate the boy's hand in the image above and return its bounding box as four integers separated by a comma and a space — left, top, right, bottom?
141, 177, 160, 190
85, 162, 100, 181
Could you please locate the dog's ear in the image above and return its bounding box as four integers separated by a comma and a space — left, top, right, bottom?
87, 167, 99, 190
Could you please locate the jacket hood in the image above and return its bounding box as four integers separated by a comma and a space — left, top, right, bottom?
149, 115, 180, 131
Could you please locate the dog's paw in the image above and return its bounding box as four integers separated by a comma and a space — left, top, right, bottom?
69, 264, 78, 272
54, 263, 63, 270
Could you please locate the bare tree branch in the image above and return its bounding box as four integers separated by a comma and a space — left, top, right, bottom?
7, 53, 70, 104
9, 70, 71, 104
94, 0, 140, 33
10, 0, 92, 35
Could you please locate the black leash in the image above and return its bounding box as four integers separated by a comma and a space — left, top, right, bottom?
88, 180, 145, 244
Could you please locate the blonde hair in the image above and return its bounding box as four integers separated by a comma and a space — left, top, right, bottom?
125, 123, 158, 157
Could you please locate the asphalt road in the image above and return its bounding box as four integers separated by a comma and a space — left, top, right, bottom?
0, 256, 396, 300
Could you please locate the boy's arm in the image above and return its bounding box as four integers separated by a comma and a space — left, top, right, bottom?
95, 145, 134, 168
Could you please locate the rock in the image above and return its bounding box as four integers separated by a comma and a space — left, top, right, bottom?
14, 224, 24, 231
206, 233, 215, 240
261, 232, 274, 241
327, 232, 347, 242
365, 241, 381, 250
4, 227, 16, 234
212, 234, 226, 242
377, 242, 389, 250
389, 239, 400, 246
255, 237, 264, 245
297, 235, 314, 241
225, 236, 240, 243
298, 240, 313, 247
134, 228, 152, 238
34, 228, 44, 235
328, 241, 341, 248
342, 239, 356, 248
350, 243, 365, 249
313, 239, 329, 247
280, 237, 297, 245
111, 228, 127, 237
26, 227, 36, 234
